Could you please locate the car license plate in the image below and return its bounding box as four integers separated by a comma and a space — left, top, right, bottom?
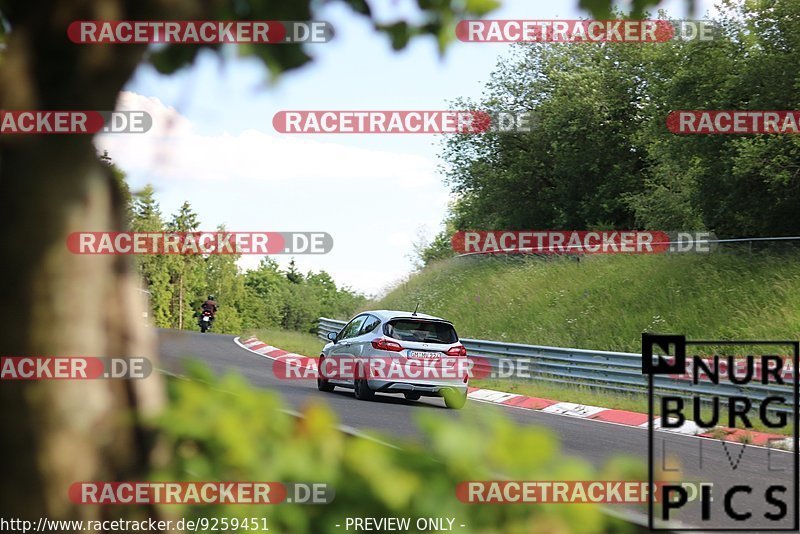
407, 350, 440, 360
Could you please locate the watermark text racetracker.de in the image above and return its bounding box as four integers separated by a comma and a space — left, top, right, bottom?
274, 354, 484, 382
0, 357, 151, 380
273, 110, 565, 134
273, 110, 491, 134
68, 20, 333, 44
452, 230, 716, 255
667, 111, 800, 134
271, 353, 596, 382
455, 19, 718, 43
0, 111, 151, 134
67, 231, 333, 255
69, 481, 333, 505
457, 480, 681, 504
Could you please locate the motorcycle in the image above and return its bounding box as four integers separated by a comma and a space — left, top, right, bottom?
199, 310, 213, 333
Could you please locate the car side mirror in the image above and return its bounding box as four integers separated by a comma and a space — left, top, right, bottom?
327, 331, 337, 342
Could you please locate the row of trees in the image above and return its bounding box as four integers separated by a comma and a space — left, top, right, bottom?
129, 184, 365, 333
423, 0, 800, 264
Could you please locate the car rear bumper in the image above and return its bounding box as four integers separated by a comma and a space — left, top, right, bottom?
367, 379, 468, 397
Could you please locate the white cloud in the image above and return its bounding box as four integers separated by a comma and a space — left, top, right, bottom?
96, 91, 439, 187
388, 231, 412, 248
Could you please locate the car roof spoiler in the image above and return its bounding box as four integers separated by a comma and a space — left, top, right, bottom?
387, 316, 453, 325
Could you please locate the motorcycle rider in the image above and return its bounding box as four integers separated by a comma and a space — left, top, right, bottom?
200, 295, 218, 327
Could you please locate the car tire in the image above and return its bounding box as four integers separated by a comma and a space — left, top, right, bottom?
442, 389, 467, 409
353, 378, 374, 401
404, 393, 421, 401
317, 356, 334, 392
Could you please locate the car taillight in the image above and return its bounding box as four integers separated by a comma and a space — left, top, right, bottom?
446, 345, 467, 357
371, 338, 403, 352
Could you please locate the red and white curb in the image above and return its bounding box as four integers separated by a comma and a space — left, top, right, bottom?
236, 336, 793, 451
236, 336, 317, 370
467, 386, 793, 451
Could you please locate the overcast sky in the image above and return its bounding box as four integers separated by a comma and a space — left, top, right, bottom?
96, 0, 716, 297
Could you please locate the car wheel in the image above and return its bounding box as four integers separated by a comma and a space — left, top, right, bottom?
404, 393, 421, 401
353, 378, 374, 401
442, 389, 467, 409
317, 356, 334, 392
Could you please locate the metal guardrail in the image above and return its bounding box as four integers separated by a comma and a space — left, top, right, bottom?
318, 317, 794, 414
318, 317, 348, 342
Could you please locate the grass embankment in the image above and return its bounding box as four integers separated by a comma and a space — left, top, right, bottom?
374, 252, 800, 350
246, 327, 325, 357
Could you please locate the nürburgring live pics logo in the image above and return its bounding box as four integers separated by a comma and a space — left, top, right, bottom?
642, 333, 799, 531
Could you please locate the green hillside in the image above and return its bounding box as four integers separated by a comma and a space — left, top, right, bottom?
373, 251, 800, 353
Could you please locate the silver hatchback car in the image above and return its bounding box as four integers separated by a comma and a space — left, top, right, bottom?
317, 310, 469, 409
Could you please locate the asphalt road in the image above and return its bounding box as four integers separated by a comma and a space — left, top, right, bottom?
158, 328, 798, 531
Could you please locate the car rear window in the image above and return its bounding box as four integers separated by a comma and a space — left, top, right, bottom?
384, 319, 458, 344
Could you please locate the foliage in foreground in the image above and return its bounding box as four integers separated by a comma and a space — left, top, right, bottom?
152, 365, 643, 533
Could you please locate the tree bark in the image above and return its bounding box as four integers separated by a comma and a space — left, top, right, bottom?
0, 0, 166, 522
178, 274, 184, 330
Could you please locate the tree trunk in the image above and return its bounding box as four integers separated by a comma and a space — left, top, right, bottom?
0, 0, 166, 523
178, 273, 184, 330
